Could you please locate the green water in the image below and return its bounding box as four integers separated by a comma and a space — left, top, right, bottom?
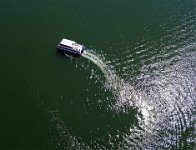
0, 0, 195, 149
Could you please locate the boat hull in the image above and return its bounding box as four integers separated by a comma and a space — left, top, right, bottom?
57, 48, 82, 57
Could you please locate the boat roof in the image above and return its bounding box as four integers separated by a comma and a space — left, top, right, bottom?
60, 39, 76, 47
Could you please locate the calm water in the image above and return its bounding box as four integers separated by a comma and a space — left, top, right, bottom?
0, 0, 195, 149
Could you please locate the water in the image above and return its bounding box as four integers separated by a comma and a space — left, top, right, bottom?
0, 0, 195, 149
82, 46, 196, 149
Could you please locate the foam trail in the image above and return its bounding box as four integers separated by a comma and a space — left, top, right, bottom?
81, 47, 195, 149
82, 51, 109, 76
82, 50, 153, 127
82, 50, 118, 89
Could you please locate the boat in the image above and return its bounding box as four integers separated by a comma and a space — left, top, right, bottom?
57, 38, 85, 56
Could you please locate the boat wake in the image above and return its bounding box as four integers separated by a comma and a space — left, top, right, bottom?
82, 50, 161, 147
81, 45, 196, 149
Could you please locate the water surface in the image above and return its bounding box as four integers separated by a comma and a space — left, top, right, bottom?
0, 0, 195, 149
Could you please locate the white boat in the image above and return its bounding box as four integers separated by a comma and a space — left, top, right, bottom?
57, 38, 85, 56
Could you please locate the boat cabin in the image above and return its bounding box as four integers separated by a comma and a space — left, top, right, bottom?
57, 38, 85, 56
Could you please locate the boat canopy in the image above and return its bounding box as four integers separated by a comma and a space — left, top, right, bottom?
60, 39, 76, 46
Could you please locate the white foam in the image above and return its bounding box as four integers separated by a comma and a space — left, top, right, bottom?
82, 50, 156, 131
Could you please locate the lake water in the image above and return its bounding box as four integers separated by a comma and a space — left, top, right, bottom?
0, 0, 195, 149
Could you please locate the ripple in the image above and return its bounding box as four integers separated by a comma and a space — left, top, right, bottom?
81, 40, 195, 149
108, 4, 196, 80
42, 0, 196, 149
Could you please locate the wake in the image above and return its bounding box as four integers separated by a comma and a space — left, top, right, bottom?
82, 51, 109, 76
81, 47, 195, 149
82, 51, 118, 90
82, 50, 153, 125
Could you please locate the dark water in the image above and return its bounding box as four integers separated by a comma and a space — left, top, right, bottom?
0, 0, 195, 149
